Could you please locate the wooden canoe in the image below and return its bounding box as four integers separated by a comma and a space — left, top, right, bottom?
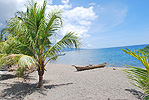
72, 62, 107, 71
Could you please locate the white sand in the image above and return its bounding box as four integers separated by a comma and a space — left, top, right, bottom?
0, 64, 143, 100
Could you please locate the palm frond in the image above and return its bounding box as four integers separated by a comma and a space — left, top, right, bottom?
44, 55, 58, 66
16, 55, 37, 77
122, 48, 149, 72
40, 8, 63, 52
2, 36, 35, 57
0, 28, 9, 41
122, 48, 149, 98
141, 45, 149, 57
0, 54, 37, 77
7, 16, 27, 36
0, 41, 9, 53
43, 32, 81, 63
124, 65, 149, 94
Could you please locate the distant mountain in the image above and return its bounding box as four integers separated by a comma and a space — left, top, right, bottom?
62, 44, 148, 52
121, 44, 148, 48
98, 44, 148, 50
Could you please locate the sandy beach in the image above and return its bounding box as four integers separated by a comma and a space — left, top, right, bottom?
0, 64, 143, 100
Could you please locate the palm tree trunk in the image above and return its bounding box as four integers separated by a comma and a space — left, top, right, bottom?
38, 65, 44, 89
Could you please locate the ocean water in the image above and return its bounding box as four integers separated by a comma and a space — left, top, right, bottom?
55, 44, 148, 68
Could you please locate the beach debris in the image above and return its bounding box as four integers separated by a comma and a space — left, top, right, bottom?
72, 62, 107, 71
113, 68, 116, 70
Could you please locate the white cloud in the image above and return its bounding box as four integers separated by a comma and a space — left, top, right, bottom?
46, 4, 97, 39
0, 0, 28, 29
0, 0, 53, 30
79, 20, 91, 26
0, 0, 27, 17
61, 0, 69, 4
0, 0, 97, 40
64, 6, 96, 21
0, 0, 53, 18
89, 3, 96, 6
36, 0, 53, 5
61, 6, 97, 38
48, 0, 53, 4
60, 23, 90, 38
46, 3, 72, 12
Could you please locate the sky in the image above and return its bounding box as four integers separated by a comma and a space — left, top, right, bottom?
0, 0, 149, 49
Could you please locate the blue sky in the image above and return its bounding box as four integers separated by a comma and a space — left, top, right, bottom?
0, 0, 149, 49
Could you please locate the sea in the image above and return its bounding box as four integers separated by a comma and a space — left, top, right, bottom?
55, 44, 148, 68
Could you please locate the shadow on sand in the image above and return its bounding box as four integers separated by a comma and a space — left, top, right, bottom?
0, 82, 73, 100
0, 74, 16, 81
0, 74, 36, 82
125, 89, 143, 99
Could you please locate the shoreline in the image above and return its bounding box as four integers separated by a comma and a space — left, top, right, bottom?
49, 63, 144, 69
0, 64, 143, 100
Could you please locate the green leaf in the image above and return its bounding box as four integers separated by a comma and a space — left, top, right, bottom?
122, 48, 149, 96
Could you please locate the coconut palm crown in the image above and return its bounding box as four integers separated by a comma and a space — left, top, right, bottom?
0, 0, 81, 88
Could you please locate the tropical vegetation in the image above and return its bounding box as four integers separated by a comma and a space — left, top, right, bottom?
0, 0, 81, 88
0, 28, 7, 42
122, 46, 149, 99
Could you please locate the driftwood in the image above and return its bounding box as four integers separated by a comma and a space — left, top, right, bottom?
72, 62, 107, 71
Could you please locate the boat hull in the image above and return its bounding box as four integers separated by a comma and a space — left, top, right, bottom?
73, 62, 107, 71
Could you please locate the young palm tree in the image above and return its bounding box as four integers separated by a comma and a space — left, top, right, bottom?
122, 48, 149, 99
0, 0, 81, 88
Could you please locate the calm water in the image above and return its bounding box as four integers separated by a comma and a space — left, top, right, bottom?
55, 44, 147, 68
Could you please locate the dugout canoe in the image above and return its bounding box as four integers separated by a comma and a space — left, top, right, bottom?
72, 62, 107, 71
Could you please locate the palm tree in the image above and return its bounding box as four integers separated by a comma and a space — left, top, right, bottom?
0, 0, 81, 88
122, 48, 149, 99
